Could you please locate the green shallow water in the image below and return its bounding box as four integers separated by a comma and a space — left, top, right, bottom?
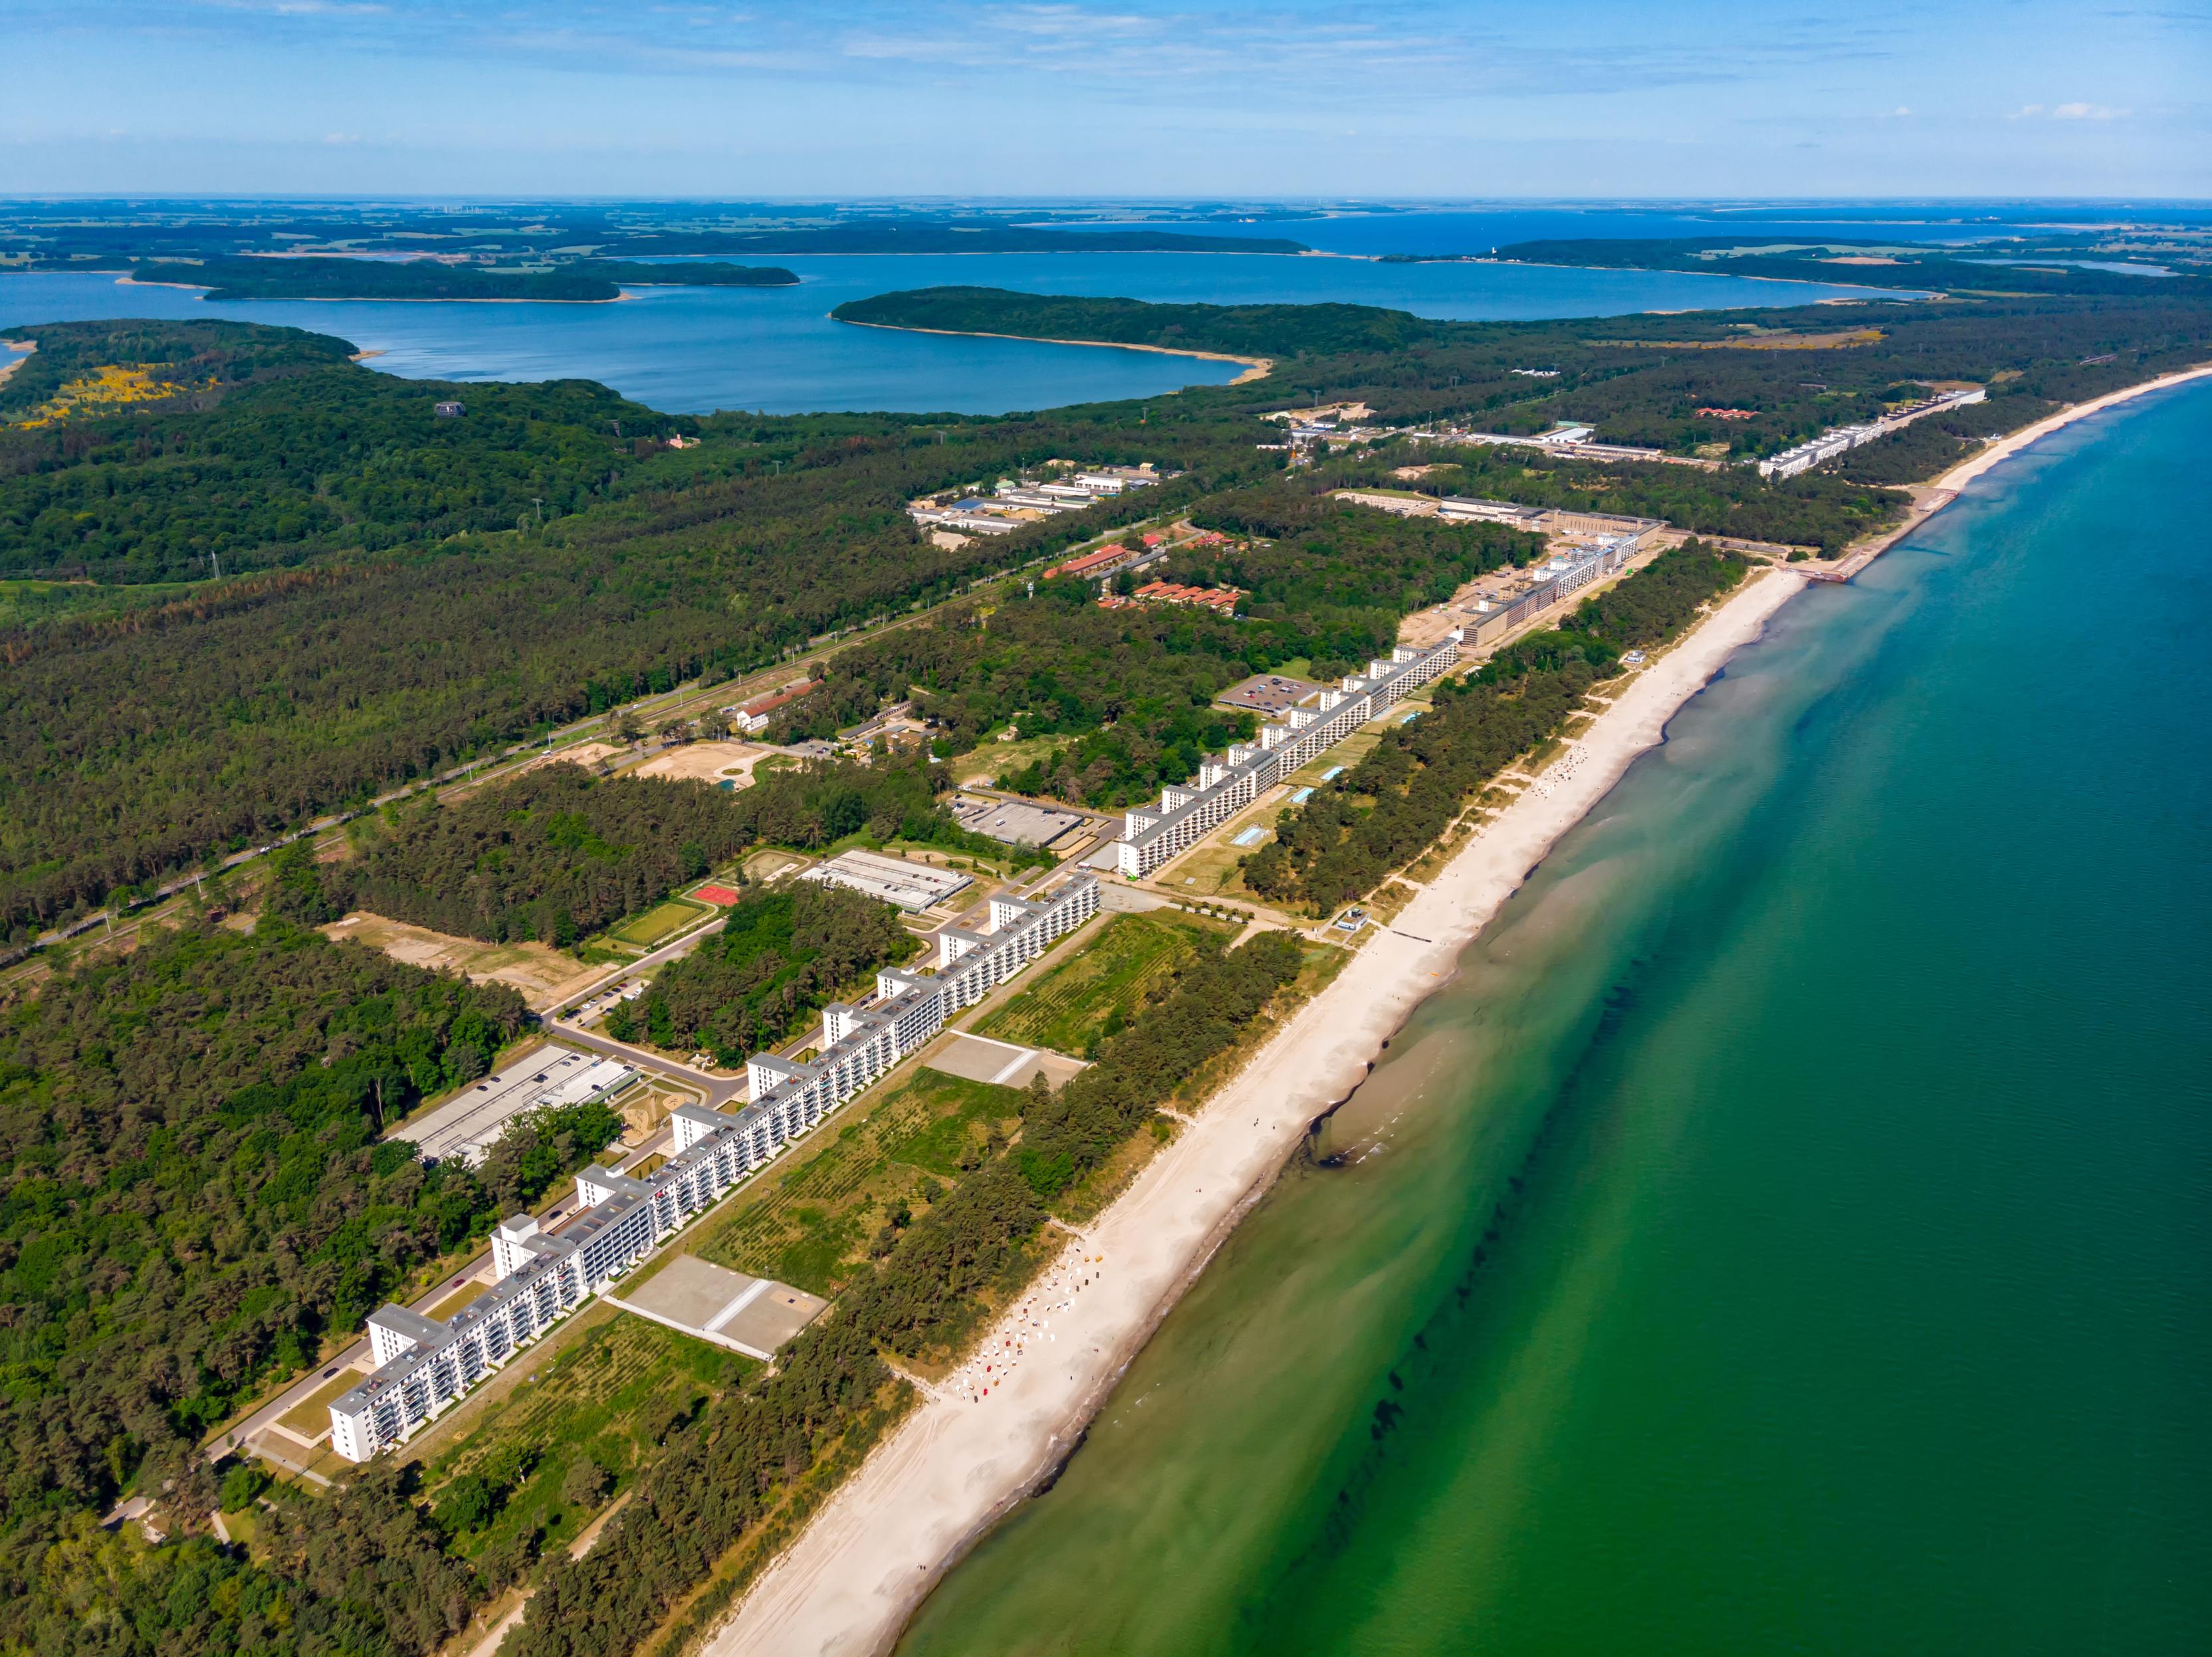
897, 380, 2212, 1657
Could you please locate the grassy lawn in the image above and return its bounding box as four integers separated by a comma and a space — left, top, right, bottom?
609, 897, 714, 948
948, 733, 1064, 788
274, 1369, 370, 1442
694, 1069, 1026, 1297
976, 909, 1229, 1056
409, 1314, 745, 1566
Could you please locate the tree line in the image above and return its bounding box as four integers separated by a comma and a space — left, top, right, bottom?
1246, 542, 1749, 910
0, 913, 649, 1655
608, 882, 915, 1064
296, 769, 755, 945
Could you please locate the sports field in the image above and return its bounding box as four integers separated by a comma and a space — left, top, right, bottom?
608, 897, 713, 948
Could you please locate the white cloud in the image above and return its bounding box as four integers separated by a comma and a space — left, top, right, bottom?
2009, 100, 2130, 120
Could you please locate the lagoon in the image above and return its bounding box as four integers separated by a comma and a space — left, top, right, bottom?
0, 252, 1881, 416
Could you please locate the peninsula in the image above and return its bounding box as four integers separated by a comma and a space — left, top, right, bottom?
128, 255, 798, 303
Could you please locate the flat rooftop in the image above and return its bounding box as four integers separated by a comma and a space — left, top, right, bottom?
621, 1254, 828, 1360
396, 1046, 636, 1166
952, 796, 1087, 847
801, 848, 973, 912
1216, 672, 1329, 715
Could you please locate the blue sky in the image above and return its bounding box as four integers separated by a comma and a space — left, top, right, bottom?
2, 0, 2204, 197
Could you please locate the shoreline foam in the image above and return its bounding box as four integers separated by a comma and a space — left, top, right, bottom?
704, 566, 1803, 1657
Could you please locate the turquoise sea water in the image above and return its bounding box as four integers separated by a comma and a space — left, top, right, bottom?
897, 381, 2212, 1656
0, 253, 1876, 416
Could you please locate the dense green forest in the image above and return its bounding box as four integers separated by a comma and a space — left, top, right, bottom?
313, 769, 754, 944
607, 883, 913, 1061
1246, 542, 1749, 909
7, 283, 2210, 939
0, 342, 1244, 935
772, 501, 1541, 806
0, 919, 615, 1524
0, 318, 684, 583
133, 258, 627, 303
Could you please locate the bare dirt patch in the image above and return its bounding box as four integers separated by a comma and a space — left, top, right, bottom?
323, 911, 601, 1009
635, 740, 772, 785
516, 740, 627, 776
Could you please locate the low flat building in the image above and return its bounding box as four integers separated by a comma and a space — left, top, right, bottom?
1217, 672, 1330, 715
397, 1048, 638, 1168
800, 849, 972, 911
953, 796, 1086, 846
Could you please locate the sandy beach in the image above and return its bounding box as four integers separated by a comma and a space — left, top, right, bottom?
833, 316, 1273, 384
0, 338, 34, 387
705, 564, 1805, 1657
1934, 362, 2212, 493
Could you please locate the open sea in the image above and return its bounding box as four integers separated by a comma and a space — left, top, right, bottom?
0, 252, 1880, 417
895, 378, 2212, 1655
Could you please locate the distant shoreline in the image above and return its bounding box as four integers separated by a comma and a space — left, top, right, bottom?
834, 315, 1273, 383
115, 276, 640, 306
1815, 360, 2212, 579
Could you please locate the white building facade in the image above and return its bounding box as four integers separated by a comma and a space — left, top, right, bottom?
1115, 634, 1466, 879
328, 874, 1102, 1462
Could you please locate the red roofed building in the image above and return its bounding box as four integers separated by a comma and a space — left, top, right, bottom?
1046, 543, 1131, 579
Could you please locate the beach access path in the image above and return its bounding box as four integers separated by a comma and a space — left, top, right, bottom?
703, 565, 1807, 1657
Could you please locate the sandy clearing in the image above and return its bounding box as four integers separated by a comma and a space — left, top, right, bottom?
705, 566, 1805, 1657
635, 740, 772, 784
514, 739, 627, 775
322, 911, 600, 1010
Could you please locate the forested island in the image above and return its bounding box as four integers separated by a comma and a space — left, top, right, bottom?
128, 256, 797, 302
834, 284, 1438, 356
1490, 235, 2212, 297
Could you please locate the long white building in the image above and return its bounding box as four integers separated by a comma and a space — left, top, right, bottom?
1115, 635, 1465, 879
328, 874, 1101, 1462
1757, 386, 1987, 479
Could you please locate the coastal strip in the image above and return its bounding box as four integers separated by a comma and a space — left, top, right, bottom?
833, 316, 1273, 384
705, 566, 1804, 1657
1815, 360, 2212, 580
0, 338, 31, 387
